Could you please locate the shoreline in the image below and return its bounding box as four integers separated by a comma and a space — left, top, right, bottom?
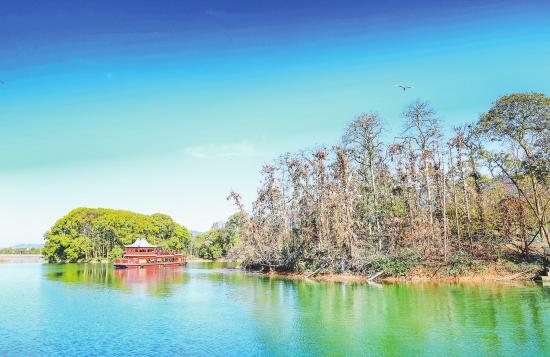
2, 255, 544, 284
244, 263, 545, 284
187, 257, 232, 263
0, 254, 44, 264
256, 271, 541, 284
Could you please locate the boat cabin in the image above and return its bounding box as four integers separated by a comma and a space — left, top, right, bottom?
114, 238, 186, 268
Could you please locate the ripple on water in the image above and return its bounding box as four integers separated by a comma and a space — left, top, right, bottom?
0, 263, 549, 356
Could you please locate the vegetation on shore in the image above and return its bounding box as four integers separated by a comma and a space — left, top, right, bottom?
0, 247, 42, 255
41, 93, 549, 280
227, 93, 550, 278
43, 208, 192, 262
42, 207, 241, 263
191, 213, 243, 259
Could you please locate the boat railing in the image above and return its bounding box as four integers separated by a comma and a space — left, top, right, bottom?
156, 250, 184, 256
122, 250, 184, 256
114, 250, 186, 266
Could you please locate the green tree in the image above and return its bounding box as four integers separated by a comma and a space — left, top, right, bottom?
192, 213, 243, 259
476, 93, 550, 248
43, 208, 192, 262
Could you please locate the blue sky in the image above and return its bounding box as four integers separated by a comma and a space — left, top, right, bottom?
1, 0, 549, 245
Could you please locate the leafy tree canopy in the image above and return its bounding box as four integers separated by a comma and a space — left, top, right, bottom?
193, 212, 243, 260
43, 208, 192, 262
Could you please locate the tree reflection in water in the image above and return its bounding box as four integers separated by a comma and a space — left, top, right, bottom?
45, 263, 189, 297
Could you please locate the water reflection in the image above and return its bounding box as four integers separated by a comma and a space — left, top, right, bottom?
183, 266, 550, 354
242, 280, 550, 355
189, 268, 550, 355
4, 262, 550, 355
44, 263, 189, 297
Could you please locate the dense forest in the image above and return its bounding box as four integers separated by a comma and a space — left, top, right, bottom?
227, 93, 550, 276
42, 93, 549, 277
43, 208, 192, 262
42, 207, 241, 262
192, 213, 243, 259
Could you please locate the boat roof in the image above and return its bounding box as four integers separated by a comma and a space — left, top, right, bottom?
125, 238, 157, 248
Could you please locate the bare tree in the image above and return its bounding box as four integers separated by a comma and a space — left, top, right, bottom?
228, 94, 550, 276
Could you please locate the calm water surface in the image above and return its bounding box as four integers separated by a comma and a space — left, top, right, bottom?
1, 262, 549, 356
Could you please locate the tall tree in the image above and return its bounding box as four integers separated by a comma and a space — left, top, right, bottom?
342, 113, 385, 249
476, 93, 550, 246
402, 101, 442, 245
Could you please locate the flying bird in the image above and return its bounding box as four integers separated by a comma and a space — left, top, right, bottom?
395, 84, 413, 91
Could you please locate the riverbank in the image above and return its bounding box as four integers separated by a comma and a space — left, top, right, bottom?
187, 257, 232, 263
5, 254, 543, 284
0, 254, 44, 264
248, 260, 546, 284
33, 256, 232, 264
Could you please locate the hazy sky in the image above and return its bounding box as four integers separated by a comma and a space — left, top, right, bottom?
1, 0, 549, 245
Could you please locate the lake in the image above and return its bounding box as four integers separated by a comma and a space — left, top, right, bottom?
1, 262, 549, 356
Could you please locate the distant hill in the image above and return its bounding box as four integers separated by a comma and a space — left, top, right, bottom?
11, 243, 44, 249
190, 230, 203, 237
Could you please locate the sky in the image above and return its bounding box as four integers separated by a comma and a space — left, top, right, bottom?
1, 0, 549, 246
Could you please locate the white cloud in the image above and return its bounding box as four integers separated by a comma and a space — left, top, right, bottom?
181, 141, 257, 159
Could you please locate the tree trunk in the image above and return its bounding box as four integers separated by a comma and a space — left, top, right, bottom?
469, 149, 485, 229
456, 144, 473, 247
422, 153, 434, 227
448, 148, 461, 248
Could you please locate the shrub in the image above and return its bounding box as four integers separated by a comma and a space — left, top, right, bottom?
370, 249, 419, 276
446, 253, 485, 276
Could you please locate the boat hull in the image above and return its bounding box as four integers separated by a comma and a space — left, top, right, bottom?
114, 243, 187, 269
114, 261, 187, 269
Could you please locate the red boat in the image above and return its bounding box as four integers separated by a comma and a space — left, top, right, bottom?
114, 238, 186, 268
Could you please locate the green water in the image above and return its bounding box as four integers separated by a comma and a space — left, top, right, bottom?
1, 262, 549, 356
